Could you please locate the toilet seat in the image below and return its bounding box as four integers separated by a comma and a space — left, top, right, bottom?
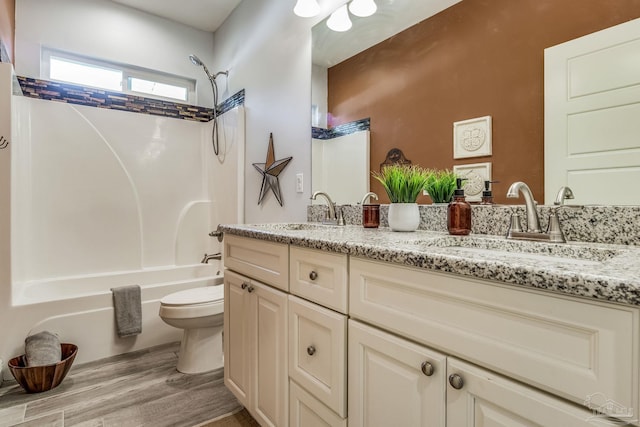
160, 286, 224, 306
159, 286, 224, 319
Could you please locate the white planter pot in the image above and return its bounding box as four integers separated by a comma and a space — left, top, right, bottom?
388, 203, 420, 232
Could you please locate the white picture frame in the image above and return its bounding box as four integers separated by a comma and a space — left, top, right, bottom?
453, 115, 492, 159
453, 162, 492, 202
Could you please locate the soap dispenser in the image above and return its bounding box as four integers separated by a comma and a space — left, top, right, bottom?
361, 192, 379, 228
481, 180, 499, 205
447, 178, 471, 235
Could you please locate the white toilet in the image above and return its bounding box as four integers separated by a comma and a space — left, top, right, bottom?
158, 286, 224, 374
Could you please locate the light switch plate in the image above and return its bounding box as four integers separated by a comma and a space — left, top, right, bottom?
296, 173, 304, 193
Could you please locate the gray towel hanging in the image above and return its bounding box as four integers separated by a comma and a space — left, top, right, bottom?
111, 285, 142, 337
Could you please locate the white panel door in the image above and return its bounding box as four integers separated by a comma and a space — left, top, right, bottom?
348, 320, 446, 427
545, 17, 640, 205
253, 281, 289, 427
446, 358, 609, 427
224, 270, 252, 408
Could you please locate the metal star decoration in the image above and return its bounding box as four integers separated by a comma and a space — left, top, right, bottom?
253, 133, 292, 206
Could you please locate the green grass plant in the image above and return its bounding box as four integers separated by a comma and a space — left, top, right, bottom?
424, 169, 458, 204
372, 164, 431, 203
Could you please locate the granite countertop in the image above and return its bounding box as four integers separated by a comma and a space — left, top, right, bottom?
219, 223, 640, 307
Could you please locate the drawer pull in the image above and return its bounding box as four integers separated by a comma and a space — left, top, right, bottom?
309, 271, 318, 281
247, 285, 255, 293
307, 345, 316, 356
448, 373, 464, 390
420, 361, 434, 376
241, 282, 248, 290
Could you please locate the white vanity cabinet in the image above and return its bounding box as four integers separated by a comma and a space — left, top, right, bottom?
349, 320, 598, 427
224, 231, 640, 427
349, 257, 640, 425
224, 236, 289, 427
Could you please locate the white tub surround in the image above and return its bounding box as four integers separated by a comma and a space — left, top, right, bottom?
0, 63, 245, 375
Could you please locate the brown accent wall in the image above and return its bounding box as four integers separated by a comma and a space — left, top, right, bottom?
328, 0, 640, 204
0, 0, 15, 62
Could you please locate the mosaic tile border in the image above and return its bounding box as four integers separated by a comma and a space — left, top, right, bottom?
219, 89, 245, 115
312, 117, 370, 140
16, 76, 244, 122
0, 40, 9, 63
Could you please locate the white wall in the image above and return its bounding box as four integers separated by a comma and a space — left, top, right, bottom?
14, 0, 216, 107
210, 0, 347, 223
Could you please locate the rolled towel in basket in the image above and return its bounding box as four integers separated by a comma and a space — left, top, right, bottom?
111, 285, 142, 337
25, 331, 61, 367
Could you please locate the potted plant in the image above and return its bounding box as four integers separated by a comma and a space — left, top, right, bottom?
423, 169, 458, 204
372, 164, 431, 231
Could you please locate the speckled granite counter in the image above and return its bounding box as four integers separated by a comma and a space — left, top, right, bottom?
219, 223, 640, 307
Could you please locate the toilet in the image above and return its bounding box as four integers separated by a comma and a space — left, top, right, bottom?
159, 286, 224, 374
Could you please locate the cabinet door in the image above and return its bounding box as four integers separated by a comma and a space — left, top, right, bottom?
253, 281, 289, 427
446, 358, 598, 427
348, 320, 446, 427
224, 270, 252, 408
289, 295, 347, 417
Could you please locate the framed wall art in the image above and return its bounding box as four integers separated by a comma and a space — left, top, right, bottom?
453, 162, 491, 202
453, 115, 492, 159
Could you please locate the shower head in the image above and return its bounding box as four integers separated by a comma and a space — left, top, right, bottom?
189, 54, 228, 81
189, 54, 204, 67
189, 53, 214, 81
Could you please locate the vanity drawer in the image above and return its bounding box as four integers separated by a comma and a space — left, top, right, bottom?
288, 295, 347, 417
290, 246, 348, 313
349, 257, 640, 415
224, 234, 289, 291
289, 380, 346, 427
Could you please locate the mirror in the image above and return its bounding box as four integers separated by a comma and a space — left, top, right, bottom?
311, 0, 461, 204
311, 0, 640, 205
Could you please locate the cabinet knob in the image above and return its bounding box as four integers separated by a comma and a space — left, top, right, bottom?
309, 271, 318, 281
307, 345, 316, 356
420, 361, 434, 376
247, 285, 255, 293
448, 373, 464, 390
241, 282, 248, 290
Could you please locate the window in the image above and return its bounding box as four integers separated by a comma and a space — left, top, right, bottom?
42, 48, 196, 103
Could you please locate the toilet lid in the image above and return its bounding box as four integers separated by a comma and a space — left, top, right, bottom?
160, 286, 224, 306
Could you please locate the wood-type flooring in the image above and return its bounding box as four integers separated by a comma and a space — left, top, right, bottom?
0, 342, 247, 427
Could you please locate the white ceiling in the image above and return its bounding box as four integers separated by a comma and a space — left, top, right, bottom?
110, 0, 242, 32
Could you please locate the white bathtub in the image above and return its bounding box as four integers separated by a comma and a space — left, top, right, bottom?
12, 263, 222, 305
6, 263, 223, 366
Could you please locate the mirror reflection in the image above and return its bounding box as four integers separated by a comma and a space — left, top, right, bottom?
311, 0, 640, 205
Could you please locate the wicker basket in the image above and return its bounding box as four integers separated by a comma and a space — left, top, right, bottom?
8, 343, 78, 393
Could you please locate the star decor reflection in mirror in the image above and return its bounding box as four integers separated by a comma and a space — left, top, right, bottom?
253, 133, 292, 207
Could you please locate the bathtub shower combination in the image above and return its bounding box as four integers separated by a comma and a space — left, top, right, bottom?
0, 63, 245, 373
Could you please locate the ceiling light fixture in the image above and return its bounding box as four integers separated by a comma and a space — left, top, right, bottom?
293, 0, 321, 18
327, 4, 352, 32
348, 0, 377, 17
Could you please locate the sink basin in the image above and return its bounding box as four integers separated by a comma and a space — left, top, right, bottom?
412, 236, 621, 266
246, 223, 343, 232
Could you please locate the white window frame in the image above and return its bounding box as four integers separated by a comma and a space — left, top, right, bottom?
41, 48, 196, 104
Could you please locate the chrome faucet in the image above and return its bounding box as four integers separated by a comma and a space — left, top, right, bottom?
506, 181, 541, 232
201, 252, 222, 263
554, 186, 574, 205
505, 182, 568, 243
311, 191, 338, 225
360, 192, 379, 205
